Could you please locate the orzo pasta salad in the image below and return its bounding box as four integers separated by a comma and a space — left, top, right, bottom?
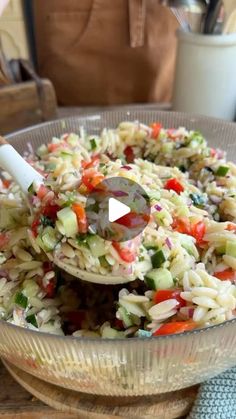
0, 120, 236, 338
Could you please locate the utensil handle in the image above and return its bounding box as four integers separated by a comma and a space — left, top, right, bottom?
0, 137, 44, 193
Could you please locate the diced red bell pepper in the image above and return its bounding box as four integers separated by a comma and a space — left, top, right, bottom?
191, 221, 206, 245
112, 242, 136, 263
72, 203, 88, 234
150, 122, 162, 139
42, 204, 60, 221
81, 155, 100, 170
153, 321, 196, 336
226, 224, 236, 232
44, 279, 56, 298
47, 143, 60, 152
37, 184, 49, 200
31, 218, 40, 237
81, 169, 104, 191
37, 274, 56, 298
172, 217, 192, 235
124, 146, 135, 163
0, 233, 9, 249
214, 269, 236, 281
172, 218, 206, 245
2, 179, 11, 188
153, 289, 186, 308
164, 178, 184, 194
210, 148, 217, 157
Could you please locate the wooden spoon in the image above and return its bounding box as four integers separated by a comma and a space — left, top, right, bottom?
0, 137, 135, 285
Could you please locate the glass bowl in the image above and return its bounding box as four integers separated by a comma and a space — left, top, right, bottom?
1, 110, 236, 396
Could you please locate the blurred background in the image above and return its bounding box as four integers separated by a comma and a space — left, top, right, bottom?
0, 0, 235, 134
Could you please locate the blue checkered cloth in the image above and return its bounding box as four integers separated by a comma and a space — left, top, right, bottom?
188, 367, 236, 418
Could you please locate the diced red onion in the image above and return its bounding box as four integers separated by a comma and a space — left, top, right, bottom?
154, 204, 162, 212
121, 165, 132, 171
165, 237, 173, 250
0, 270, 7, 277
113, 191, 128, 197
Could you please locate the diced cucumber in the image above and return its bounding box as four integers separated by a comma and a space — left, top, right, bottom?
26, 314, 38, 328
35, 235, 45, 251
102, 326, 124, 339
151, 250, 166, 268
175, 205, 190, 217
57, 207, 78, 237
60, 151, 73, 159
99, 256, 110, 269
51, 137, 60, 144
87, 235, 106, 257
144, 244, 159, 251
27, 182, 34, 194
119, 299, 146, 317
67, 133, 79, 146
226, 240, 236, 258
23, 279, 40, 298
46, 162, 57, 171
0, 208, 13, 229
215, 245, 226, 255
145, 268, 173, 290
41, 226, 58, 251
15, 292, 28, 309
215, 166, 229, 177
179, 234, 199, 259
153, 208, 168, 225
161, 142, 174, 154
36, 144, 48, 157
117, 307, 133, 328
148, 191, 161, 202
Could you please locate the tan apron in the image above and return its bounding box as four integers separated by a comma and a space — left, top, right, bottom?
34, 0, 179, 106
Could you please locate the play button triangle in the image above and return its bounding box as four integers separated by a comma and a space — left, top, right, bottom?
108, 197, 130, 223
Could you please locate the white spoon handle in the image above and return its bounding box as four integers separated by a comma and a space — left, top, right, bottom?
0, 138, 43, 193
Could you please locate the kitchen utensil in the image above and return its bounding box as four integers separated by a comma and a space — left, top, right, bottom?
223, 0, 236, 33
171, 7, 191, 31
0, 136, 135, 286
203, 0, 222, 33
1, 110, 236, 397
163, 0, 207, 32
172, 30, 236, 120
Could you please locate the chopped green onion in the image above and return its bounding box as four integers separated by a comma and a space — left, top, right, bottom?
15, 292, 28, 309
26, 314, 38, 328
215, 166, 229, 177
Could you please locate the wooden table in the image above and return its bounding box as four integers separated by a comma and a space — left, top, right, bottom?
0, 361, 77, 419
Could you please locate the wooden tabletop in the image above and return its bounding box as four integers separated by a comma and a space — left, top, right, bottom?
0, 361, 77, 419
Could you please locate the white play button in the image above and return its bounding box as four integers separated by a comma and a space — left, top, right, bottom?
108, 197, 130, 223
